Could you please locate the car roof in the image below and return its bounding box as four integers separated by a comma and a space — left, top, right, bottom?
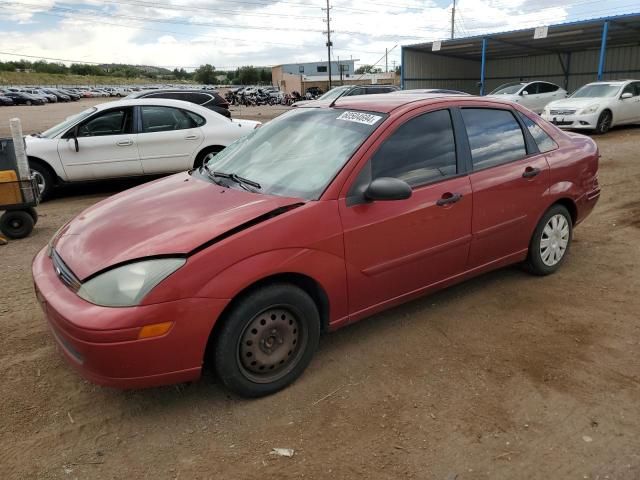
331, 92, 507, 113
93, 98, 220, 116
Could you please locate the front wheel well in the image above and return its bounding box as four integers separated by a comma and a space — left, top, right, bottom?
193, 145, 225, 169
203, 273, 330, 365
27, 156, 59, 185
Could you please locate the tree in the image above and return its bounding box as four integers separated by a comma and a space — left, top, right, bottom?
194, 64, 217, 84
238, 66, 259, 85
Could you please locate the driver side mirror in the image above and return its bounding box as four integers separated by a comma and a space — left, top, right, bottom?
521, 90, 529, 96
621, 92, 633, 100
67, 125, 79, 152
365, 177, 412, 202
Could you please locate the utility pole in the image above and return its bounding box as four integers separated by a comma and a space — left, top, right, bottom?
323, 0, 333, 89
385, 48, 388, 72
451, 0, 456, 39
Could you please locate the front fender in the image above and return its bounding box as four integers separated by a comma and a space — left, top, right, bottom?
25, 138, 68, 180
195, 248, 349, 325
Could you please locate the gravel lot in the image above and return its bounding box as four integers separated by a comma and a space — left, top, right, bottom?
1, 99, 639, 479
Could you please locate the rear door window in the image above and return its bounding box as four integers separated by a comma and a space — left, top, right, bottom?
461, 108, 527, 170
141, 106, 197, 133
538, 83, 559, 93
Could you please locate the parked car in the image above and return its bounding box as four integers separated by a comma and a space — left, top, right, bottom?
397, 88, 469, 95
21, 88, 56, 103
488, 81, 567, 113
292, 84, 399, 107
58, 89, 81, 101
2, 91, 46, 106
32, 94, 600, 397
25, 98, 260, 198
0, 95, 14, 106
41, 88, 71, 102
541, 80, 640, 134
126, 89, 231, 118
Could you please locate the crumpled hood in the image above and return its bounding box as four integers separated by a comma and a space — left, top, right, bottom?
54, 172, 301, 280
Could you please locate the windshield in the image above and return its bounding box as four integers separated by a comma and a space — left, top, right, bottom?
204, 108, 386, 200
571, 83, 622, 98
317, 86, 351, 101
490, 83, 525, 95
40, 107, 97, 138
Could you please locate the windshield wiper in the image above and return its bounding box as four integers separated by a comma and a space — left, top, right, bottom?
209, 170, 262, 192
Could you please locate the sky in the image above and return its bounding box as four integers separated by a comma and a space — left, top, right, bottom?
0, 0, 637, 71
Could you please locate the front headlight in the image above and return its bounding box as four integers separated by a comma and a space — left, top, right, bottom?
580, 104, 600, 114
78, 258, 186, 307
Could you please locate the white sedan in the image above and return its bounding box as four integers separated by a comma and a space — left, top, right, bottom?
541, 80, 640, 134
25, 98, 260, 197
487, 81, 567, 114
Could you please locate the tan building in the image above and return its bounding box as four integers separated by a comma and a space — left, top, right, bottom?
272, 67, 399, 95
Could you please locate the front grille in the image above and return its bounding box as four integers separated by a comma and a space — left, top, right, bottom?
550, 109, 576, 115
52, 250, 81, 292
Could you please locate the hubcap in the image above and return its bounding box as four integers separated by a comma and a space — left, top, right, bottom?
540, 214, 570, 266
238, 307, 304, 383
31, 169, 45, 196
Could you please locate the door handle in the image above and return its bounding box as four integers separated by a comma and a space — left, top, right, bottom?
116, 140, 133, 146
522, 167, 541, 178
436, 192, 463, 206
185, 134, 198, 140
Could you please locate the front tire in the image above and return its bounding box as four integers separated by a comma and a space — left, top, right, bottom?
595, 110, 612, 135
525, 204, 573, 276
29, 162, 54, 200
213, 283, 321, 397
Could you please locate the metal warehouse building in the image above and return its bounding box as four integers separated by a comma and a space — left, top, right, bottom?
401, 13, 640, 95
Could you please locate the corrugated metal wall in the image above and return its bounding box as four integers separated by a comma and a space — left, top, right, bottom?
403, 45, 640, 94
403, 49, 480, 92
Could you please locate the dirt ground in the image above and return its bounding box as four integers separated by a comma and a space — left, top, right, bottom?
1, 100, 640, 479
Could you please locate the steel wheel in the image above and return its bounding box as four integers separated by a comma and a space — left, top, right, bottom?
540, 214, 570, 267
237, 306, 307, 384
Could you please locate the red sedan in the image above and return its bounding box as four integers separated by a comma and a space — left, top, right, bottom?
33, 94, 600, 397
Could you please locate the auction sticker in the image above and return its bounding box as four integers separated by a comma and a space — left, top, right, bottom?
336, 111, 383, 126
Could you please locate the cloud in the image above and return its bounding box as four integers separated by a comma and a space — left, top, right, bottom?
0, 0, 635, 69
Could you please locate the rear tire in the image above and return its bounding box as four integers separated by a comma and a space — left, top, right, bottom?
194, 146, 224, 169
525, 204, 573, 276
213, 283, 320, 398
0, 210, 34, 239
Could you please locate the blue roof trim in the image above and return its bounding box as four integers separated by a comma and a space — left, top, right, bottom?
404, 12, 640, 49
